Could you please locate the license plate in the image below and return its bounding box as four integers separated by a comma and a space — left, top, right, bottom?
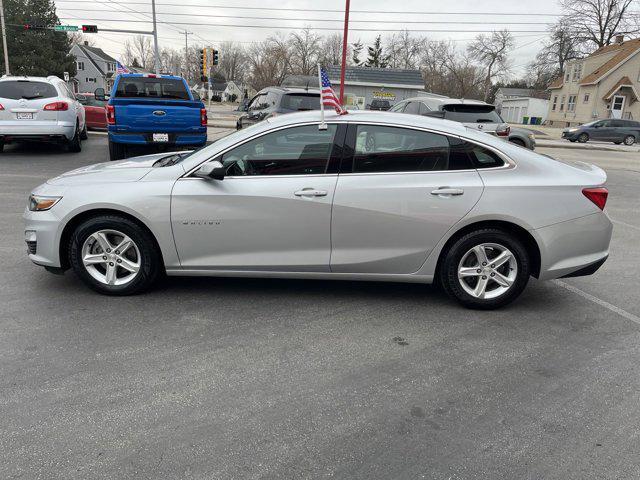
17, 112, 33, 120
152, 133, 169, 142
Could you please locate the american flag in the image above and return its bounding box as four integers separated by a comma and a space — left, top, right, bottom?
319, 67, 346, 115
116, 61, 130, 74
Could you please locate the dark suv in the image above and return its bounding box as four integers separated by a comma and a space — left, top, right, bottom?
237, 87, 320, 129
367, 99, 391, 111
562, 119, 640, 145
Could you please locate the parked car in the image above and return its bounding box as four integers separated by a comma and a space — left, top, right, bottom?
76, 93, 107, 130
0, 75, 86, 153
236, 87, 320, 129
508, 127, 536, 150
367, 99, 391, 111
562, 119, 640, 145
390, 97, 511, 138
96, 73, 207, 161
24, 110, 612, 309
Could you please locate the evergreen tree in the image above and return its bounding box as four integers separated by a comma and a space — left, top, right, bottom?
365, 36, 387, 68
351, 40, 363, 66
1, 0, 76, 77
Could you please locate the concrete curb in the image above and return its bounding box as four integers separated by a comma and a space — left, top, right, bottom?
536, 140, 640, 153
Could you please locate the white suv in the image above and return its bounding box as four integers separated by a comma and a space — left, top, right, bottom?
0, 75, 86, 153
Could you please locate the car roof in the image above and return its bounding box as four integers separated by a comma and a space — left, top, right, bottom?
258, 86, 321, 95
0, 75, 62, 83
405, 96, 491, 107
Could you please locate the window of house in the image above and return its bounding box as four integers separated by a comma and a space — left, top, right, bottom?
552, 96, 558, 111
560, 95, 566, 111
565, 70, 571, 82
77, 61, 84, 71
583, 93, 590, 103
219, 124, 337, 176
567, 95, 577, 112
572, 63, 583, 82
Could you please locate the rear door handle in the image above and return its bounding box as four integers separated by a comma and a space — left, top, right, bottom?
431, 187, 464, 196
294, 188, 328, 197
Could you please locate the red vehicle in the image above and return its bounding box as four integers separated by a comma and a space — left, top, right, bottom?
77, 93, 107, 130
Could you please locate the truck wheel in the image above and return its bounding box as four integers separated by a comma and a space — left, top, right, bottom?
109, 140, 126, 161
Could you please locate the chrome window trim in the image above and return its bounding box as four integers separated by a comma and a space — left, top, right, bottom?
181, 119, 516, 180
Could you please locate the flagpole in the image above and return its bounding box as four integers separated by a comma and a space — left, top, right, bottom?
318, 64, 327, 130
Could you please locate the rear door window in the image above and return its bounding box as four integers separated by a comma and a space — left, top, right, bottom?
281, 94, 320, 111
442, 105, 503, 123
0, 81, 58, 100
114, 77, 190, 100
403, 102, 420, 115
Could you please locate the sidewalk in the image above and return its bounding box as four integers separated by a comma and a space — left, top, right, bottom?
511, 124, 640, 152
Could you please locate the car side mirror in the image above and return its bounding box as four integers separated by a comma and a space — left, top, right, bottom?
94, 88, 107, 101
194, 160, 225, 180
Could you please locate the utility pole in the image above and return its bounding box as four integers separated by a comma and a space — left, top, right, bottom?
151, 0, 160, 73
182, 31, 192, 79
0, 0, 10, 75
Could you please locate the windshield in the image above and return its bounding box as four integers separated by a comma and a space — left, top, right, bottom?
115, 77, 191, 100
281, 93, 320, 111
0, 81, 58, 100
442, 105, 503, 123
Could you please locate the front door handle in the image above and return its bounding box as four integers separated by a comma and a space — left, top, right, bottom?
431, 187, 464, 196
294, 188, 328, 197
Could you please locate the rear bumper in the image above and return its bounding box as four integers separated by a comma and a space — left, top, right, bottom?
534, 212, 613, 280
0, 122, 75, 142
108, 131, 207, 146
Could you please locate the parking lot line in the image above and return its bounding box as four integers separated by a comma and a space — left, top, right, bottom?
553, 280, 640, 326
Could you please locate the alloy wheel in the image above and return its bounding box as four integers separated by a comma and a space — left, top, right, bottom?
457, 243, 518, 300
81, 229, 141, 286
624, 135, 635, 146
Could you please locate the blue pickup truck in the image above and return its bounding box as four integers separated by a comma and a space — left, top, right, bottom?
97, 74, 207, 161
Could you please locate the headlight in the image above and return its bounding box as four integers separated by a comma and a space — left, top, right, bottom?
568, 128, 579, 132
28, 194, 62, 211
528, 133, 535, 139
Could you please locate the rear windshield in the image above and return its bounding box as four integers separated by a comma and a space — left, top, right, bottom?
0, 80, 58, 100
281, 93, 320, 111
442, 105, 503, 123
114, 77, 190, 100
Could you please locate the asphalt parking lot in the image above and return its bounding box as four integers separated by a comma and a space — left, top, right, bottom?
1, 134, 640, 479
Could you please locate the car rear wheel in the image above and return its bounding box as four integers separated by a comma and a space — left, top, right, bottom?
67, 122, 82, 152
577, 133, 589, 143
80, 123, 88, 140
439, 229, 530, 309
69, 215, 162, 295
623, 135, 635, 146
109, 140, 126, 161
509, 138, 526, 147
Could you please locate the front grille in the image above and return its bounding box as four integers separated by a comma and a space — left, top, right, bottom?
26, 241, 37, 255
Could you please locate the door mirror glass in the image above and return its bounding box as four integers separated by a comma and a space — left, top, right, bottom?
194, 160, 225, 180
94, 88, 108, 101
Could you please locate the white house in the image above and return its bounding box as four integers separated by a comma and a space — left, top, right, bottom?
70, 42, 118, 93
501, 97, 550, 125
223, 81, 243, 102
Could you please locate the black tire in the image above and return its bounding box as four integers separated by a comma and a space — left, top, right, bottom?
0, 141, 4, 152
80, 122, 88, 140
569, 139, 577, 143
438, 228, 531, 310
109, 140, 126, 161
623, 135, 635, 146
577, 133, 589, 143
614, 141, 622, 145
67, 122, 82, 152
509, 138, 526, 147
69, 215, 162, 295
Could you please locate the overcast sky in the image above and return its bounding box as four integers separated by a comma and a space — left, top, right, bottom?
55, 0, 564, 77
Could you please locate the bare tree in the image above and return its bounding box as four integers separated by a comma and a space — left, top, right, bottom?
159, 47, 182, 76
385, 31, 425, 69
528, 21, 584, 88
560, 0, 639, 48
468, 30, 514, 101
219, 41, 248, 83
318, 33, 344, 68
123, 35, 154, 71
289, 28, 321, 75
351, 40, 364, 66
67, 32, 95, 46
421, 40, 484, 99
248, 37, 290, 90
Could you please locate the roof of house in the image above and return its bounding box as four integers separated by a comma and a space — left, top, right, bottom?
602, 75, 639, 101
497, 88, 533, 97
210, 81, 228, 91
325, 66, 424, 87
580, 38, 640, 85
548, 77, 564, 90
75, 44, 107, 76
83, 44, 117, 64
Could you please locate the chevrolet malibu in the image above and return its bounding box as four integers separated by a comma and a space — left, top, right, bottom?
24, 111, 612, 309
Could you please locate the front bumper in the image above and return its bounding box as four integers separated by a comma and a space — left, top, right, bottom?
0, 121, 76, 142
561, 131, 580, 140
534, 212, 613, 280
23, 207, 64, 268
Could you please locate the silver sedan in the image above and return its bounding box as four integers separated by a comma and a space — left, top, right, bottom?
24, 110, 612, 309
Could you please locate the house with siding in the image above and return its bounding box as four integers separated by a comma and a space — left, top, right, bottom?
547, 36, 640, 126
70, 42, 118, 94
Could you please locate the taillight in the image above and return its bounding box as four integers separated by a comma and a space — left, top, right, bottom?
106, 105, 115, 125
582, 187, 608, 210
496, 125, 510, 137
0, 103, 4, 110
200, 108, 207, 126
43, 101, 68, 111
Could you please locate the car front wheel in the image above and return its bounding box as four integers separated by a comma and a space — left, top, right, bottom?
577, 133, 589, 143
439, 229, 530, 309
623, 135, 635, 146
69, 215, 162, 295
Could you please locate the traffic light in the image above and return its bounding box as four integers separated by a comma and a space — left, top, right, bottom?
82, 25, 98, 33
212, 49, 219, 66
199, 48, 208, 77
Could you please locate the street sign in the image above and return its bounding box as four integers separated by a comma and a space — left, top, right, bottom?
54, 25, 79, 32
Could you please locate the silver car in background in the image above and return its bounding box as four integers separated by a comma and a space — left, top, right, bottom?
23, 110, 612, 309
0, 75, 86, 153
